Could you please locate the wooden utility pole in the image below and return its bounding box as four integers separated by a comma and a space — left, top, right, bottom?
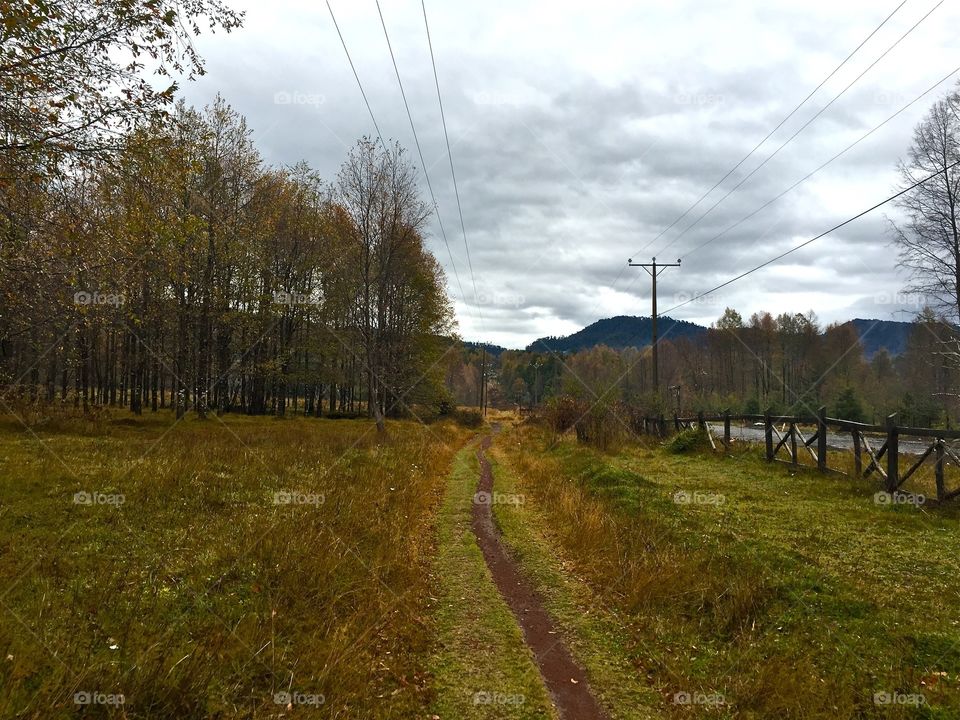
479, 345, 486, 410
628, 257, 680, 394
533, 359, 543, 406
483, 370, 489, 417
668, 383, 681, 414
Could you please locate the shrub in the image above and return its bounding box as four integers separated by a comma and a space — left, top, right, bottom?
541, 395, 583, 435
574, 402, 630, 452
453, 408, 483, 428
666, 427, 710, 454
833, 386, 866, 423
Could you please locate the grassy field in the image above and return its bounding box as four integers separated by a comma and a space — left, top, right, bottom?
3, 408, 960, 719
492, 420, 960, 719
0, 409, 470, 718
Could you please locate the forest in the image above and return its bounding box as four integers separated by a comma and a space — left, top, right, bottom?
2, 98, 454, 428
447, 307, 957, 427
1, 0, 459, 433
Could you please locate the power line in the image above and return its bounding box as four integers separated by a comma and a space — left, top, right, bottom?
633, 0, 910, 258
600, 0, 912, 307
375, 0, 467, 305
659, 158, 960, 316
683, 63, 960, 258
655, 0, 944, 257
421, 0, 486, 332
325, 0, 384, 146
608, 64, 957, 356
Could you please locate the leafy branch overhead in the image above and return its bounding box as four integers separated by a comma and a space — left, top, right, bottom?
0, 0, 243, 157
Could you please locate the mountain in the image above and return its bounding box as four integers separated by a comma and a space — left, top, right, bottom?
520, 315, 916, 357
841, 319, 913, 359
525, 315, 707, 353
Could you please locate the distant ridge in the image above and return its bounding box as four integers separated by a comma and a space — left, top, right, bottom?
512, 315, 916, 357
841, 318, 913, 358
525, 315, 706, 353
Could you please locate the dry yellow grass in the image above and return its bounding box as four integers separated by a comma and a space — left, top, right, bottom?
494, 420, 960, 719
0, 410, 470, 719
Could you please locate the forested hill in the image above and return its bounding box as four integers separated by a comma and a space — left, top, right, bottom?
522, 315, 915, 356
842, 319, 914, 358
526, 315, 707, 353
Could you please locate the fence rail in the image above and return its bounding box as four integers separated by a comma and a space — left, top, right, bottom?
634, 408, 960, 504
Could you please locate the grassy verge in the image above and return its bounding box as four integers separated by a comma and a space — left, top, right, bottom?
427, 439, 555, 719
495, 420, 960, 720
0, 410, 469, 718
487, 438, 661, 719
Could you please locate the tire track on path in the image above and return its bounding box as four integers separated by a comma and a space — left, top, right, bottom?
471, 429, 608, 720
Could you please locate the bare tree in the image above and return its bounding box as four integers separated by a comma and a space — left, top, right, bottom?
336, 138, 432, 433
891, 85, 960, 322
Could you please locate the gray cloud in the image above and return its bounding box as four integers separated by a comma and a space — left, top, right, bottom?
179, 0, 960, 348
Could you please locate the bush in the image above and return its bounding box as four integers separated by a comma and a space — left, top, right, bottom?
541, 395, 584, 435
743, 397, 761, 415
574, 403, 631, 452
666, 428, 710, 454
453, 408, 483, 428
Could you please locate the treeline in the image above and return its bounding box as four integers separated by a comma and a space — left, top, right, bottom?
2, 98, 454, 428
450, 307, 957, 427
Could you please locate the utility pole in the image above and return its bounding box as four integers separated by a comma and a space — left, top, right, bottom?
483, 370, 490, 417
668, 383, 682, 415
533, 359, 543, 406
479, 345, 486, 410
628, 257, 681, 394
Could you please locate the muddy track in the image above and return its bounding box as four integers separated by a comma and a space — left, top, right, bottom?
471, 429, 608, 720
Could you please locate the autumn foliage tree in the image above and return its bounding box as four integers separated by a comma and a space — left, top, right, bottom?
1, 98, 455, 425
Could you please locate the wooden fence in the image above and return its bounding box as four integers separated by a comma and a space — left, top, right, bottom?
634, 408, 960, 504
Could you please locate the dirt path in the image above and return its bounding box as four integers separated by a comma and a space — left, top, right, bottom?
471, 430, 609, 720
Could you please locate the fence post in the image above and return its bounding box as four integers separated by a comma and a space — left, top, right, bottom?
885, 413, 899, 493
936, 438, 945, 502
817, 406, 827, 473
723, 409, 731, 448
789, 422, 798, 465
852, 430, 862, 477
764, 409, 773, 461
658, 413, 666, 437
674, 413, 679, 431
697, 410, 705, 431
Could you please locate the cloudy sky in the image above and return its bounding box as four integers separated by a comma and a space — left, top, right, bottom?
178, 0, 960, 348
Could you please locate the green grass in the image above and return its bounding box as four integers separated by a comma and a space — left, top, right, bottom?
0, 409, 470, 718
495, 420, 960, 719
7, 406, 959, 719
427, 440, 556, 719
487, 440, 661, 719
